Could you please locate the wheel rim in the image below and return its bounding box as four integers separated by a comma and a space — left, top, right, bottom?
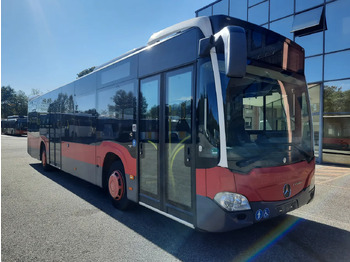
108, 170, 124, 200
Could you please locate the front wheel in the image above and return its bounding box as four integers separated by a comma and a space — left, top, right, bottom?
107, 161, 130, 210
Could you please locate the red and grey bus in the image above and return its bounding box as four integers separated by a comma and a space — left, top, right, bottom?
28, 15, 315, 232
2, 115, 28, 136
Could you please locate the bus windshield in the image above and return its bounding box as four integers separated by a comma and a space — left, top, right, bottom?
220, 62, 314, 172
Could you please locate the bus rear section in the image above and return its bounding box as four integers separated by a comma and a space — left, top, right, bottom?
2, 116, 27, 136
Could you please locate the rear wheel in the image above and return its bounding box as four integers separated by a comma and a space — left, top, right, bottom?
107, 161, 129, 210
41, 147, 51, 171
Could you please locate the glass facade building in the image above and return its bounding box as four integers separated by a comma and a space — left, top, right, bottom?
196, 0, 350, 165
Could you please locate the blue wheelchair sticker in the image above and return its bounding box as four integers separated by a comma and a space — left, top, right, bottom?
255, 209, 263, 221
132, 139, 137, 147
263, 208, 270, 219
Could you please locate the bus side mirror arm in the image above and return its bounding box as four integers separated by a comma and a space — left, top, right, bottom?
199, 36, 214, 57
199, 26, 247, 78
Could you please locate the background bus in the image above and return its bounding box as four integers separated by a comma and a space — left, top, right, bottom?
2, 115, 28, 136
28, 15, 315, 232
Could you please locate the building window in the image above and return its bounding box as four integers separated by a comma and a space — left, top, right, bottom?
322, 79, 350, 164
248, 1, 268, 25
270, 16, 294, 40
197, 6, 212, 17
323, 80, 350, 115
322, 116, 350, 164
308, 84, 321, 158
322, 114, 350, 164
270, 0, 294, 21
296, 0, 323, 12
295, 31, 323, 57
305, 55, 323, 83
248, 0, 265, 7
213, 0, 229, 15
230, 0, 247, 21
325, 0, 350, 52
324, 50, 350, 81
291, 6, 326, 37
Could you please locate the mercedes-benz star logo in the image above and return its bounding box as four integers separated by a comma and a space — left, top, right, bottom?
283, 184, 291, 198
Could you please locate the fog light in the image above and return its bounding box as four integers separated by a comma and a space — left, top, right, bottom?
214, 192, 251, 211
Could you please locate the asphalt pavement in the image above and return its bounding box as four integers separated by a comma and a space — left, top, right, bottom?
2, 135, 350, 261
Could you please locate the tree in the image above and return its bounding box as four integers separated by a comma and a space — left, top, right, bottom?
139, 93, 148, 117
112, 90, 135, 119
77, 66, 95, 78
29, 88, 42, 97
1, 85, 16, 118
149, 105, 159, 119
1, 85, 29, 119
324, 85, 350, 113
15, 90, 28, 116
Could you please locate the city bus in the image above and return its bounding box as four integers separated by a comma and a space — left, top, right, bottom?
27, 15, 315, 232
2, 116, 28, 136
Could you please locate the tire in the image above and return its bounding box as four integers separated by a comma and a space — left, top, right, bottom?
107, 161, 130, 210
41, 147, 51, 171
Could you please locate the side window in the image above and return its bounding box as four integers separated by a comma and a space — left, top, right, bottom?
60, 85, 75, 141
97, 81, 136, 142
197, 59, 220, 166
166, 67, 192, 143
74, 92, 96, 143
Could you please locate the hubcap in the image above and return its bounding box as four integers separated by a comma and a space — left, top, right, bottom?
108, 171, 124, 200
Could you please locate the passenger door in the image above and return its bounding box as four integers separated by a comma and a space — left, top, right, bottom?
139, 66, 194, 223
49, 108, 61, 168
139, 75, 161, 208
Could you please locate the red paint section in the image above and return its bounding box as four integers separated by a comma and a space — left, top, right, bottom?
235, 159, 315, 201
27, 133, 49, 157
27, 133, 40, 150
196, 167, 236, 199
196, 169, 206, 196
61, 141, 136, 177
206, 167, 236, 199
61, 142, 96, 165
196, 159, 315, 202
97, 141, 136, 177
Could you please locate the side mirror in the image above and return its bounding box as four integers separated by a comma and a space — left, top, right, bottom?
199, 26, 247, 78
216, 26, 247, 78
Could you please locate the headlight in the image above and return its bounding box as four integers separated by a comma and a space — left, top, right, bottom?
214, 192, 251, 211
309, 174, 315, 190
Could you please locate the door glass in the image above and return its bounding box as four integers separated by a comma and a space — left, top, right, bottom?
166, 67, 192, 208
140, 76, 160, 197
49, 112, 61, 166
48, 102, 61, 167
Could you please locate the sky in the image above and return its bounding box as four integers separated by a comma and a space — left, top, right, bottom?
1, 0, 214, 96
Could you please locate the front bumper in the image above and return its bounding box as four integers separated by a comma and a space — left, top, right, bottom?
196, 186, 315, 232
